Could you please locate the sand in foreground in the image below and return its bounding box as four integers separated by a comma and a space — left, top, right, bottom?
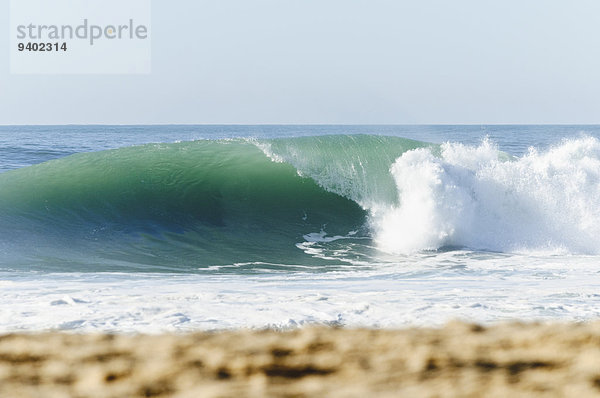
1, 321, 600, 397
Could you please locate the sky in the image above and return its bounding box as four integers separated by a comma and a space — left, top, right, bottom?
1, 0, 600, 125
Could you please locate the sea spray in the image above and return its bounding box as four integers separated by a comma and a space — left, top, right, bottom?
374, 137, 600, 254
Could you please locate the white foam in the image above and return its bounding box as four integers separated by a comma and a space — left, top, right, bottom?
2, 252, 600, 333
375, 137, 600, 254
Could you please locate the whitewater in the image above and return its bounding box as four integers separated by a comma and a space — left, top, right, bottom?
1, 125, 599, 332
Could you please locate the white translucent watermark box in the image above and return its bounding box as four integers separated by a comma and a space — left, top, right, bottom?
10, 0, 151, 74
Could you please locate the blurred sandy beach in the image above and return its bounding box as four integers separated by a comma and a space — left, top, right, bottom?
2, 321, 600, 397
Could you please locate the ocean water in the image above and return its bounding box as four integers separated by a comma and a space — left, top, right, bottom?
1, 125, 600, 333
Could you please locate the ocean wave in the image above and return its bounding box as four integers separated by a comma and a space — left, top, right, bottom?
0, 137, 371, 270
1, 134, 599, 270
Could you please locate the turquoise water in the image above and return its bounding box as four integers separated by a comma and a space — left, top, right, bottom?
1, 125, 600, 332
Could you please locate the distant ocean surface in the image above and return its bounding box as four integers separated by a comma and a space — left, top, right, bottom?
1, 125, 600, 332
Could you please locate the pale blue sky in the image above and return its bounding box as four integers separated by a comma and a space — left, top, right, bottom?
1, 0, 600, 124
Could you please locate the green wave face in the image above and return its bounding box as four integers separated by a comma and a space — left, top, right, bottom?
0, 135, 430, 272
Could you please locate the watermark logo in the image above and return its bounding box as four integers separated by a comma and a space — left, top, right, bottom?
16, 19, 149, 46
10, 0, 151, 74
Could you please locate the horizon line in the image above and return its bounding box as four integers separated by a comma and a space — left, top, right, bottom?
1, 123, 600, 127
